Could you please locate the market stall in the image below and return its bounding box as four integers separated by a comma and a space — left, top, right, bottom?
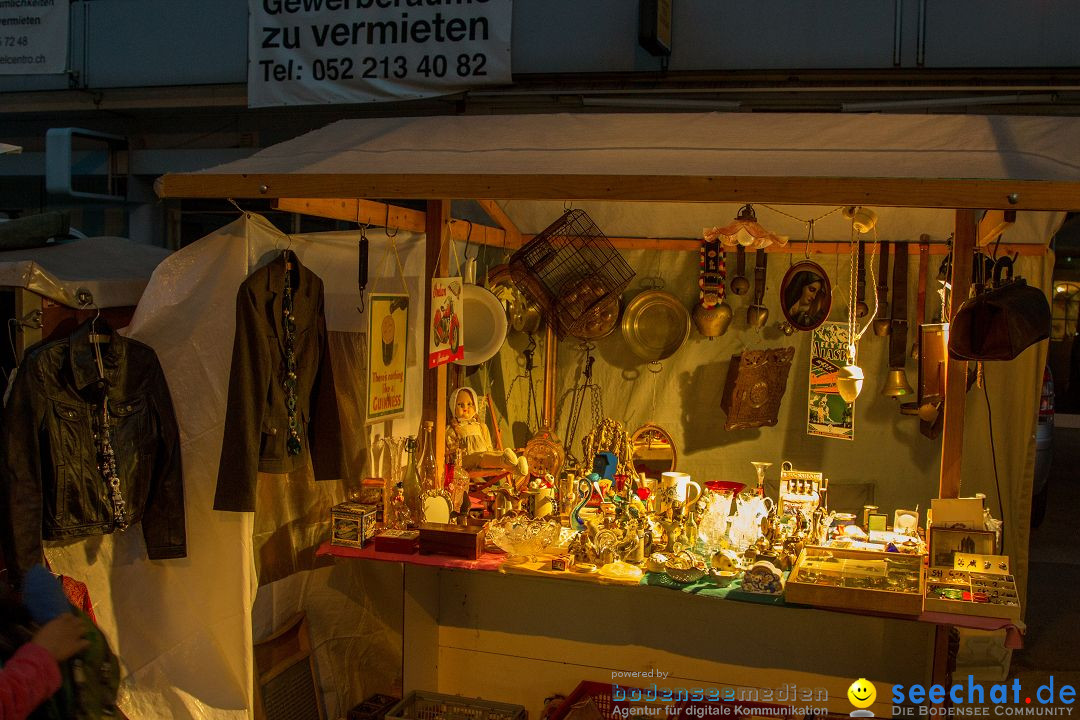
6, 112, 1069, 719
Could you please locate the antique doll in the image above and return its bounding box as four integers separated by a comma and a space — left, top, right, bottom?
446, 386, 528, 477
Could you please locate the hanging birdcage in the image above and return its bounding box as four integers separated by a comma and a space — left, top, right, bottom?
508, 209, 634, 339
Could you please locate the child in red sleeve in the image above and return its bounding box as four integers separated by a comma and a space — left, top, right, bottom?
0, 568, 89, 720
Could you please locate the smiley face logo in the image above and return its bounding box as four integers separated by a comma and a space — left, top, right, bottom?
847, 678, 877, 709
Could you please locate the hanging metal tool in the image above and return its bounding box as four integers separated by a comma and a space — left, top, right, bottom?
873, 240, 892, 336
356, 224, 369, 313
912, 237, 930, 359
856, 239, 869, 318
746, 249, 769, 328
504, 334, 543, 436
882, 242, 914, 400
560, 345, 604, 469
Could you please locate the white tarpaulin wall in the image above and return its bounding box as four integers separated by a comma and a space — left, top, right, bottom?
0, 236, 170, 308
45, 213, 426, 719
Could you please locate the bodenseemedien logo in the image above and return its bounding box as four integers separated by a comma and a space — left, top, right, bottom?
848, 678, 877, 717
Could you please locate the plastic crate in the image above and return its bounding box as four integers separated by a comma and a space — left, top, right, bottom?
386, 691, 526, 720
551, 682, 618, 720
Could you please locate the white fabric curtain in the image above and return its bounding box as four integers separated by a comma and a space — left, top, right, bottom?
45, 213, 424, 718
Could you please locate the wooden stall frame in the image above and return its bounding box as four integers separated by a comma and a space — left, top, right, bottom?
159, 140, 1064, 704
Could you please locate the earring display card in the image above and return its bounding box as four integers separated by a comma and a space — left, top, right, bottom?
954, 553, 1010, 575
924, 565, 1021, 621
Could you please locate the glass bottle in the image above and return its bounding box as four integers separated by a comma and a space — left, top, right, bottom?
449, 447, 470, 515
402, 435, 421, 525
418, 420, 439, 494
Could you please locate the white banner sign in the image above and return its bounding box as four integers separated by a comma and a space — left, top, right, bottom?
0, 0, 68, 75
248, 0, 512, 108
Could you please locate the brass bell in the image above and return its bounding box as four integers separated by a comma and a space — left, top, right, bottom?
692, 300, 733, 338
881, 368, 915, 398
746, 304, 769, 328
873, 305, 892, 336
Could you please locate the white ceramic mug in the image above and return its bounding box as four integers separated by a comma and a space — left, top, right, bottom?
660, 471, 702, 506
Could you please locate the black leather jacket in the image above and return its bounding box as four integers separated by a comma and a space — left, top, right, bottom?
1, 319, 186, 583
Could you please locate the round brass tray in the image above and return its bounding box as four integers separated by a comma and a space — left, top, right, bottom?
621, 290, 691, 363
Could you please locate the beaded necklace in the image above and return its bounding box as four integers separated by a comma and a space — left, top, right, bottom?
282, 252, 302, 456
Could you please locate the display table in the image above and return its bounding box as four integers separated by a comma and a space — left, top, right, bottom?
316, 541, 1024, 644
317, 541, 1023, 718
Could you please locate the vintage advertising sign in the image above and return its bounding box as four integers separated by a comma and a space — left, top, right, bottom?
428, 276, 463, 368
0, 0, 68, 75
248, 0, 512, 107
808, 322, 856, 440
367, 293, 408, 422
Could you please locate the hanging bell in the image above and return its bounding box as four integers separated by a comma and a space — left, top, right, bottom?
693, 300, 733, 338
881, 368, 915, 399
746, 304, 769, 328
872, 305, 892, 336
836, 365, 865, 403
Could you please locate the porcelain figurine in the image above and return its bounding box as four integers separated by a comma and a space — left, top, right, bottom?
446, 387, 528, 477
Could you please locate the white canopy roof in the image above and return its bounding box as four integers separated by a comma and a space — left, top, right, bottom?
157, 112, 1080, 211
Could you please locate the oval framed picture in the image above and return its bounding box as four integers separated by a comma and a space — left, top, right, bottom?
780, 260, 832, 332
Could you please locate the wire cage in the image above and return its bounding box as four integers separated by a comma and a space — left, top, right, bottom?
508, 209, 635, 339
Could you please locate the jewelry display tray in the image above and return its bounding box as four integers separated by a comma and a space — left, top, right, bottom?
786, 546, 925, 616
923, 567, 1021, 621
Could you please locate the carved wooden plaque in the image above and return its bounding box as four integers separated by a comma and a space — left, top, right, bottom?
719, 347, 796, 431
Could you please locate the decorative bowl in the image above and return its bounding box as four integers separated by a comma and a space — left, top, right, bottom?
708, 569, 740, 587
486, 515, 561, 563
663, 552, 707, 584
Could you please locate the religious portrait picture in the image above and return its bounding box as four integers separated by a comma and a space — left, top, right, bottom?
780, 260, 832, 332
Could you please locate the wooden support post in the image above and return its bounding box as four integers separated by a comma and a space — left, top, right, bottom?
938, 209, 976, 500
543, 323, 558, 429
977, 209, 1016, 247
424, 201, 450, 474
476, 200, 523, 247
275, 198, 428, 234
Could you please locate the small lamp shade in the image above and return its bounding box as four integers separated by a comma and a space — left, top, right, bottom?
837, 364, 865, 403
704, 205, 787, 250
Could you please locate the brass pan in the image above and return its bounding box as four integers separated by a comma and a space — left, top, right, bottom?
621, 290, 691, 363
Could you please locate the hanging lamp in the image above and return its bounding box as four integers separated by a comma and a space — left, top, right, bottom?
704, 204, 788, 250
836, 208, 881, 403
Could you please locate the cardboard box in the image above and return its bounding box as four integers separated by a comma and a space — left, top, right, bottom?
330, 502, 378, 548
418, 522, 485, 560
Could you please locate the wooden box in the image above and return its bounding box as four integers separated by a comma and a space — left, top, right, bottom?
373, 530, 419, 554
418, 523, 486, 560
719, 347, 795, 431
330, 502, 378, 548
786, 546, 925, 616
923, 559, 1021, 621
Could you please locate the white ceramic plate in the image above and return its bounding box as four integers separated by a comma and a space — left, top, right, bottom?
454, 284, 508, 366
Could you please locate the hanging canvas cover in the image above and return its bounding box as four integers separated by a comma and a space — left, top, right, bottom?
808, 322, 856, 440
368, 293, 409, 422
